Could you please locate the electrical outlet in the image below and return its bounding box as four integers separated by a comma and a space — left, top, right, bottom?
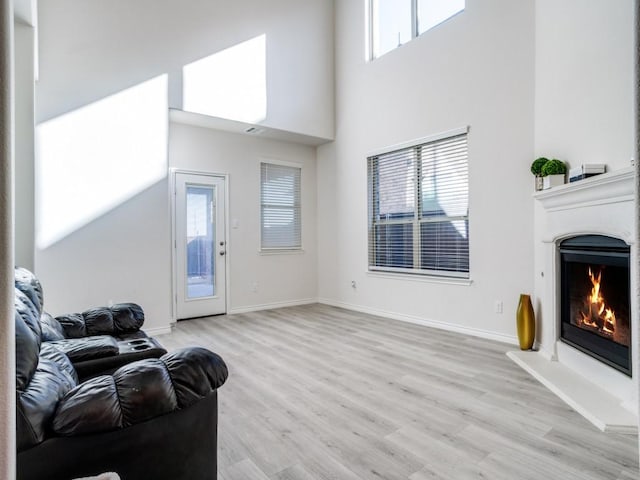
494, 300, 503, 314
351, 280, 357, 289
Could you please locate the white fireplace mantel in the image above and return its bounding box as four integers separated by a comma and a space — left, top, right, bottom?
534, 166, 635, 213
533, 167, 635, 246
509, 166, 638, 434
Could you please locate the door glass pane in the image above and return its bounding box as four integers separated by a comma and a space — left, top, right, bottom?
186, 185, 215, 298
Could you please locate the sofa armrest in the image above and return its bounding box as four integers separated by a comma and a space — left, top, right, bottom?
74, 338, 167, 382
40, 312, 66, 341
52, 347, 228, 436
47, 336, 120, 363
56, 303, 145, 338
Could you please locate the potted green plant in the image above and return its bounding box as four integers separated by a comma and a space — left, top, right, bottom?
541, 158, 567, 189
531, 157, 549, 191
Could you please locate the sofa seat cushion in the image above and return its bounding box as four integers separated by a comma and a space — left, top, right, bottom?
52, 347, 228, 436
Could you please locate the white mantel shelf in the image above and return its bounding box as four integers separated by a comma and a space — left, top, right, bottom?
533, 166, 635, 212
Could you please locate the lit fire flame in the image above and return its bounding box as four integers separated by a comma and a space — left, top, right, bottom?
579, 268, 616, 335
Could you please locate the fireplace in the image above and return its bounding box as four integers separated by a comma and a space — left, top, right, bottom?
515, 167, 638, 432
559, 235, 631, 376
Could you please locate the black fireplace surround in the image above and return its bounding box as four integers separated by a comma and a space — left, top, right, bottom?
559, 235, 631, 376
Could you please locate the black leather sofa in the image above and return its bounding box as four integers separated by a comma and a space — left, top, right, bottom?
15, 267, 167, 380
15, 273, 228, 480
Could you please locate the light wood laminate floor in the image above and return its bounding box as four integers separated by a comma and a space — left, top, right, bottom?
157, 304, 639, 479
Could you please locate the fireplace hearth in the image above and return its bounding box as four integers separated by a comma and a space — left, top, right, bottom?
559, 235, 631, 376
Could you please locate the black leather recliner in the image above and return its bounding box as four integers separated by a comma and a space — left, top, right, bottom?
15, 267, 167, 380
15, 276, 228, 480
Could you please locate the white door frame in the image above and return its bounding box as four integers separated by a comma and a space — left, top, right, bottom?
170, 168, 230, 321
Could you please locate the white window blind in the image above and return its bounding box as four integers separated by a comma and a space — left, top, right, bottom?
368, 130, 469, 277
260, 162, 301, 250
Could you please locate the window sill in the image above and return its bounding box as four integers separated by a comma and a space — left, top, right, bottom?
259, 248, 305, 256
366, 270, 473, 286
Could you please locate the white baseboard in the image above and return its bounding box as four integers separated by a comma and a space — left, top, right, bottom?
176, 295, 517, 345
228, 298, 318, 315
318, 297, 518, 346
144, 325, 173, 336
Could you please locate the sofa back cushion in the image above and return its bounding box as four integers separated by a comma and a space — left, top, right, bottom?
15, 290, 42, 390
57, 303, 145, 338
14, 267, 44, 312
15, 287, 78, 451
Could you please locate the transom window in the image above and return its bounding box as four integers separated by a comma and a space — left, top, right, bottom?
368, 0, 465, 59
367, 128, 469, 278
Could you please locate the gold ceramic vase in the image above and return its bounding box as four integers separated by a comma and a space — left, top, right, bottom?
516, 294, 535, 350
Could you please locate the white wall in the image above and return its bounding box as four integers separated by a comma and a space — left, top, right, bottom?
2, 2, 14, 477
14, 21, 34, 270
170, 123, 318, 312
36, 0, 334, 140
31, 0, 634, 340
318, 0, 536, 341
34, 0, 333, 329
34, 180, 172, 329
535, 0, 635, 170
532, 0, 635, 346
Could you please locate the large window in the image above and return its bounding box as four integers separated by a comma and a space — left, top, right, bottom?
260, 162, 302, 251
368, 0, 465, 59
368, 128, 469, 278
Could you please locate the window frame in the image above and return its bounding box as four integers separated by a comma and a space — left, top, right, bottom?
366, 0, 465, 60
259, 159, 303, 253
367, 126, 470, 279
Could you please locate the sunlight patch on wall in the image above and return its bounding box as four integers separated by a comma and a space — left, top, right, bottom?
183, 34, 267, 124
36, 75, 168, 249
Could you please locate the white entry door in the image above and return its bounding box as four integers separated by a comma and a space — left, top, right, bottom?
174, 172, 227, 319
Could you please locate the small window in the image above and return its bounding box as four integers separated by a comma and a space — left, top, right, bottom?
368, 0, 465, 60
371, 0, 413, 59
260, 162, 302, 250
368, 128, 469, 277
417, 0, 465, 35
